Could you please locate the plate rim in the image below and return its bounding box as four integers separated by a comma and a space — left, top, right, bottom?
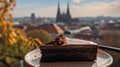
24, 48, 113, 67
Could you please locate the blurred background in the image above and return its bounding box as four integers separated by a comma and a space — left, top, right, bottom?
0, 0, 120, 67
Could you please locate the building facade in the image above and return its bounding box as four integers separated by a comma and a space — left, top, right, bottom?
56, 2, 71, 23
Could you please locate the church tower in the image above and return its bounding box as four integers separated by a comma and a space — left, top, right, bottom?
66, 1, 71, 21
56, 2, 61, 22
31, 13, 36, 23
56, 1, 72, 23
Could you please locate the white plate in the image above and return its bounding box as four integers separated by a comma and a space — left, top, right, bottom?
24, 49, 113, 67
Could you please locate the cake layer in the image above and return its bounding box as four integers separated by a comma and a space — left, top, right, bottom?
40, 44, 98, 62
40, 36, 98, 62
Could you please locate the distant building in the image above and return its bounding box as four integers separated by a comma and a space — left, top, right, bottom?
100, 25, 120, 34
31, 13, 36, 23
56, 2, 71, 23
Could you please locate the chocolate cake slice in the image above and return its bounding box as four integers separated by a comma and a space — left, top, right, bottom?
40, 35, 98, 62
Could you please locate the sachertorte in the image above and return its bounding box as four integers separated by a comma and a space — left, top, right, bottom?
40, 35, 98, 62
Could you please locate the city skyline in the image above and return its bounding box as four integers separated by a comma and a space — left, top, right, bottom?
13, 0, 120, 17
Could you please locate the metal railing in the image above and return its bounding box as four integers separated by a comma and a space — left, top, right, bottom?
98, 45, 120, 53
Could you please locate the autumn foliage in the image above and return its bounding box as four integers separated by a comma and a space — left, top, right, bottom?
0, 0, 32, 66
0, 0, 28, 46
27, 29, 52, 44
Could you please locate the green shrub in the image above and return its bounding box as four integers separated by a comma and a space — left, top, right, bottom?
27, 29, 52, 44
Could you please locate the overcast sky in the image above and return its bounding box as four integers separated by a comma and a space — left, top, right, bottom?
13, 0, 120, 17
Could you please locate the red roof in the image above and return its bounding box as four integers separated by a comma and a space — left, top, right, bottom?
37, 24, 64, 33
25, 23, 64, 34
101, 26, 120, 30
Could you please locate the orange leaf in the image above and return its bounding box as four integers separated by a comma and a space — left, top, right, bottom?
8, 13, 13, 19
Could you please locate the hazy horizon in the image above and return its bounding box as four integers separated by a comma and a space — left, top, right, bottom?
13, 0, 120, 17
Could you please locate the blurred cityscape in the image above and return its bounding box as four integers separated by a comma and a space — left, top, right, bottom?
0, 0, 120, 67
13, 2, 120, 48
13, 2, 120, 67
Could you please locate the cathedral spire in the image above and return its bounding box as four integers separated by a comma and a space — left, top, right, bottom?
56, 1, 61, 22
56, 1, 72, 23
66, 1, 71, 21
67, 1, 70, 15
58, 1, 60, 14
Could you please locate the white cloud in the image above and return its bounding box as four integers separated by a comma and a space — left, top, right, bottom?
73, 0, 81, 3
71, 0, 120, 17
